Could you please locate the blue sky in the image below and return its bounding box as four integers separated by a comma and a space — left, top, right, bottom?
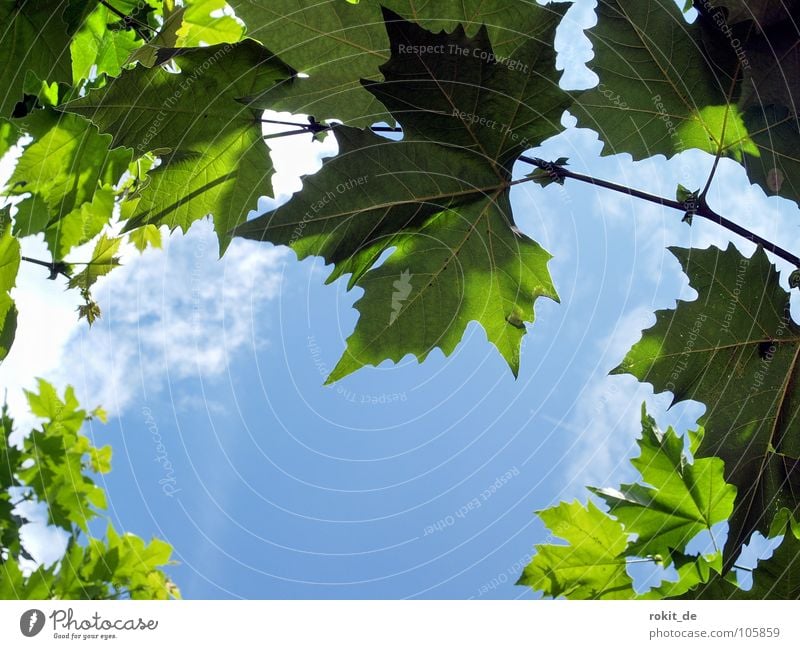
2, 0, 798, 598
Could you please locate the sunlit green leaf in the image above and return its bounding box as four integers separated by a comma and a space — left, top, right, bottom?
67, 40, 294, 253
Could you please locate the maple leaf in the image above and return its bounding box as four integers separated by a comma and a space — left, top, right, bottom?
236, 9, 568, 380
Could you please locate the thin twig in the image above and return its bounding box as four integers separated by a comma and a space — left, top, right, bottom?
699, 65, 741, 200
98, 0, 154, 39
20, 256, 71, 280
256, 120, 798, 268
519, 155, 800, 269
258, 118, 401, 135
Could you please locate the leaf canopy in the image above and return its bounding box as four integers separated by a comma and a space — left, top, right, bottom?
521, 406, 741, 600
0, 380, 179, 599
614, 244, 800, 568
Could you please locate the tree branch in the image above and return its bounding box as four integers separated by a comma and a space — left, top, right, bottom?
257, 120, 800, 268
518, 155, 800, 269
20, 256, 71, 280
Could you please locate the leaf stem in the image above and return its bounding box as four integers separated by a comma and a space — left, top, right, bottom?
9, 493, 32, 508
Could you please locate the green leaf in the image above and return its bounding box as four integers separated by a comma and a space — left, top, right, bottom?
0, 298, 17, 362
70, 2, 143, 82
0, 405, 21, 556
528, 158, 569, 188
231, 0, 569, 126
739, 106, 800, 204
738, 526, 800, 599
9, 110, 131, 259
573, 0, 800, 205
66, 40, 294, 254
24, 379, 84, 432
590, 405, 736, 558
126, 4, 185, 68
0, 226, 20, 362
0, 559, 53, 598
236, 12, 566, 380
614, 244, 800, 568
361, 9, 568, 169
177, 0, 245, 46
21, 73, 64, 108
768, 507, 800, 539
89, 444, 112, 474
572, 0, 738, 158
0, 1, 74, 117
0, 118, 18, 158
696, 1, 800, 27
517, 500, 635, 599
0, 225, 19, 292
738, 32, 799, 114
640, 551, 723, 599
68, 234, 122, 291
128, 224, 162, 252
77, 298, 102, 326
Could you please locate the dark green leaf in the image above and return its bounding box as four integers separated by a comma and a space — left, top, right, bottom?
574, 0, 800, 204
231, 0, 569, 127
0, 1, 74, 117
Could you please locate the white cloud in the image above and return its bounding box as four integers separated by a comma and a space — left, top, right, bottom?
555, 0, 598, 90
1, 221, 289, 425
552, 307, 658, 493
553, 304, 706, 495
0, 209, 291, 571
0, 113, 332, 567
1, 109, 337, 428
